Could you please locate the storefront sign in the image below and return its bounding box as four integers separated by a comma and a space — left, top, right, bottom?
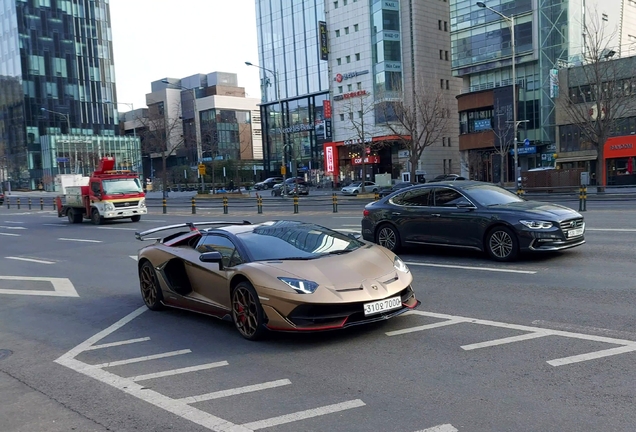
511, 146, 536, 155
383, 30, 400, 41
324, 119, 332, 139
610, 143, 633, 151
384, 62, 402, 71
319, 21, 328, 61
383, 1, 399, 10
333, 90, 367, 101
279, 123, 313, 134
398, 150, 409, 158
324, 143, 339, 175
352, 156, 380, 165
344, 137, 372, 146
323, 100, 331, 119
334, 70, 369, 82
605, 136, 636, 158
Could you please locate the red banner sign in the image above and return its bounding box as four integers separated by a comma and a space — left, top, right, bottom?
324, 143, 339, 174
352, 156, 380, 165
323, 100, 332, 119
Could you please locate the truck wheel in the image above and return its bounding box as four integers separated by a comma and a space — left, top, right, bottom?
67, 209, 76, 224
131, 215, 141, 222
91, 208, 103, 225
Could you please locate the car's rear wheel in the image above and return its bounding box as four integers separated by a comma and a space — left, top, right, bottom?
485, 226, 519, 262
376, 223, 401, 253
131, 215, 141, 222
139, 261, 165, 310
232, 281, 265, 341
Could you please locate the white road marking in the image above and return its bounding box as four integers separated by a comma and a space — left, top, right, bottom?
334, 216, 361, 219
42, 223, 67, 227
86, 337, 151, 351
396, 310, 636, 367
336, 228, 361, 233
0, 276, 79, 297
547, 346, 636, 367
177, 379, 291, 404
414, 424, 459, 432
130, 361, 229, 382
342, 224, 361, 227
586, 228, 636, 232
143, 219, 167, 222
404, 261, 537, 274
3, 221, 24, 224
97, 226, 137, 231
386, 319, 465, 336
5, 256, 55, 265
129, 255, 138, 261
532, 320, 636, 341
58, 238, 102, 243
461, 332, 550, 351
92, 349, 192, 368
0, 233, 20, 237
241, 399, 366, 430
0, 225, 27, 230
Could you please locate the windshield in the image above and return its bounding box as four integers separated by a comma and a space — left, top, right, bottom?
102, 178, 142, 194
465, 184, 524, 206
237, 221, 364, 261
349, 182, 362, 187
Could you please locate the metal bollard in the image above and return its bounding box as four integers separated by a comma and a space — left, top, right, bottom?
28, 198, 32, 210
293, 195, 299, 214
332, 193, 338, 213
40, 197, 44, 210
162, 198, 167, 214
53, 198, 56, 211
516, 188, 524, 197
17, 198, 20, 209
374, 192, 379, 201
223, 196, 228, 214
257, 194, 263, 214
191, 197, 196, 215
580, 186, 587, 212
6, 197, 10, 209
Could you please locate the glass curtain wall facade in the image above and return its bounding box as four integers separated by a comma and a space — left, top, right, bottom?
255, 0, 329, 178
0, 0, 119, 189
199, 108, 253, 161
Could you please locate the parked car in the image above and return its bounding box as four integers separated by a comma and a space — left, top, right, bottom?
271, 178, 309, 196
0, 192, 4, 205
428, 174, 465, 183
378, 182, 417, 198
254, 177, 283, 190
341, 181, 379, 195
361, 181, 586, 262
135, 220, 420, 340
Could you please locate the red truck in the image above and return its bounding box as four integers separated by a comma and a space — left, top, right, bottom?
56, 157, 147, 225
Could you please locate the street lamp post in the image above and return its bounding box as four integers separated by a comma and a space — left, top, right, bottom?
161, 80, 204, 193
245, 61, 286, 180
476, 1, 519, 184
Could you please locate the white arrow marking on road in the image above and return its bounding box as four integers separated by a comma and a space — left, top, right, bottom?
414, 424, 459, 432
0, 276, 79, 297
5, 257, 55, 265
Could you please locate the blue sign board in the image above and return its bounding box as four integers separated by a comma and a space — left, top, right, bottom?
524, 138, 530, 147
511, 146, 537, 155
56, 157, 69, 163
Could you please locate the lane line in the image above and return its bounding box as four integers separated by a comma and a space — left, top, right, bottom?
341, 224, 361, 227
0, 233, 20, 237
386, 319, 465, 336
415, 425, 459, 432
129, 255, 138, 261
55, 306, 250, 432
142, 219, 167, 222
336, 228, 361, 233
405, 261, 537, 274
0, 225, 27, 230
93, 349, 191, 368
334, 216, 361, 219
97, 226, 137, 231
0, 276, 78, 297
86, 337, 151, 351
58, 238, 102, 243
461, 332, 550, 351
547, 345, 636, 367
241, 399, 366, 430
42, 223, 67, 227
531, 320, 636, 341
3, 221, 24, 224
177, 379, 291, 404
130, 361, 229, 382
5, 256, 55, 265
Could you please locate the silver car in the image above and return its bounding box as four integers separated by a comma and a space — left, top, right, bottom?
341, 181, 379, 195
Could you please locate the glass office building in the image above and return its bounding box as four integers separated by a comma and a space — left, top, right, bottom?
0, 0, 122, 190
255, 0, 330, 178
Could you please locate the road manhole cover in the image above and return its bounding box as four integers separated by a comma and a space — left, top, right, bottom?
0, 349, 13, 361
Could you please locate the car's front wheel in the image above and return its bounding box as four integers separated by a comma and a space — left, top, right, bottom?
139, 260, 164, 311
376, 223, 401, 253
232, 281, 266, 341
485, 226, 519, 262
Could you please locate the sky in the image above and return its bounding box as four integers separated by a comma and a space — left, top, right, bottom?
109, 0, 262, 112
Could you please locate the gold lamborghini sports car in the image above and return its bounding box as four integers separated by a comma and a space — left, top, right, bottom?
135, 220, 420, 340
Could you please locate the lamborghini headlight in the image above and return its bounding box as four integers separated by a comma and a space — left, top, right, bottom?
278, 277, 319, 294
520, 220, 553, 229
394, 256, 409, 273
139, 198, 146, 208
104, 202, 115, 211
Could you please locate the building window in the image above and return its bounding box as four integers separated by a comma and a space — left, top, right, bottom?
346, 55, 351, 63
439, 50, 443, 59
345, 27, 349, 34
334, 1, 339, 8
440, 79, 444, 89
340, 113, 345, 121
347, 84, 353, 91
344, 0, 348, 4
356, 53, 360, 61
349, 112, 354, 120
443, 159, 447, 174
442, 137, 446, 147
439, 20, 442, 30
445, 51, 449, 61
448, 138, 451, 147
336, 29, 340, 37
446, 79, 449, 89
449, 159, 452, 172
357, 82, 362, 90
354, 24, 359, 32
358, 110, 363, 118
338, 86, 343, 93
444, 21, 448, 31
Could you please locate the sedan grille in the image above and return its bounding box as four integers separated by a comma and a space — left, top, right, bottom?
559, 218, 584, 230
113, 200, 139, 208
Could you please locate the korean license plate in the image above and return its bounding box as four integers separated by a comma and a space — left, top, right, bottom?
567, 227, 584, 238
363, 296, 402, 316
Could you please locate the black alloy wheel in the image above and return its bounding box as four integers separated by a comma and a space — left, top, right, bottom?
485, 226, 519, 262
232, 282, 265, 341
376, 223, 401, 253
139, 261, 164, 311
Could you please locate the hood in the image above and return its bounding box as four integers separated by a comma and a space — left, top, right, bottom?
254, 245, 397, 289
493, 201, 581, 220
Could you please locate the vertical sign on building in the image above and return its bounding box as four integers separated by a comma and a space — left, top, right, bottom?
549, 69, 559, 98
323, 100, 332, 139
324, 143, 338, 175
319, 21, 328, 61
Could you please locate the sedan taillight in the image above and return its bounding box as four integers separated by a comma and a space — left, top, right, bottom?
363, 209, 370, 217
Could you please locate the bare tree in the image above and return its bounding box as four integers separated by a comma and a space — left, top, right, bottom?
340, 92, 381, 193
558, 10, 636, 190
460, 151, 484, 181
377, 77, 450, 183
487, 113, 514, 186
136, 101, 186, 198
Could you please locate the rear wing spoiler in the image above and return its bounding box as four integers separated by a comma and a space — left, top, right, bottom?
135, 220, 252, 241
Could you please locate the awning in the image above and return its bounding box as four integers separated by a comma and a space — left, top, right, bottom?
556, 155, 597, 163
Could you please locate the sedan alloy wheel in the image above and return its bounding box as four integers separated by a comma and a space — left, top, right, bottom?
139, 261, 164, 310
232, 282, 265, 340
377, 224, 401, 253
486, 226, 518, 262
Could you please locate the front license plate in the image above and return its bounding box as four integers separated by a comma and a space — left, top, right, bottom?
567, 227, 584, 238
363, 296, 402, 316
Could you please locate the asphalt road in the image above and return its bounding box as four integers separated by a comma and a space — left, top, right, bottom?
0, 205, 636, 431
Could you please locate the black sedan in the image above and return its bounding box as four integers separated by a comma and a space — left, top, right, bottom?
361, 181, 585, 261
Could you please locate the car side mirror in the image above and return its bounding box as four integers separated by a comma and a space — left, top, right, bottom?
347, 232, 362, 240
456, 202, 476, 210
199, 251, 223, 268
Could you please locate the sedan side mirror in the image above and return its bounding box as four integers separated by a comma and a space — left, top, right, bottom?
456, 202, 476, 210
199, 251, 224, 269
